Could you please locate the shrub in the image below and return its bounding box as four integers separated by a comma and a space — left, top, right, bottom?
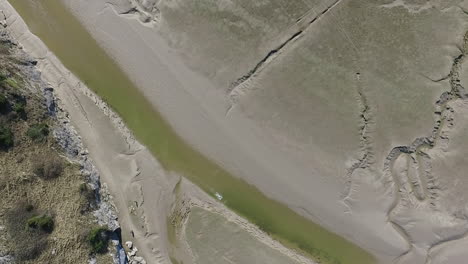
26, 215, 54, 233
0, 71, 7, 82
27, 123, 49, 142
79, 182, 88, 192
79, 183, 96, 214
12, 101, 26, 119
33, 154, 64, 180
80, 183, 95, 200
0, 124, 13, 150
87, 227, 110, 254
5, 204, 48, 260
0, 94, 9, 113
25, 204, 34, 212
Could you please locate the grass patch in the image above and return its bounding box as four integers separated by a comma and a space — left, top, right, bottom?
4, 77, 20, 89
0, 124, 13, 150
27, 123, 49, 142
87, 226, 110, 254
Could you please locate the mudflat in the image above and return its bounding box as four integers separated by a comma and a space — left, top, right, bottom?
7, 0, 468, 263
6, 0, 374, 263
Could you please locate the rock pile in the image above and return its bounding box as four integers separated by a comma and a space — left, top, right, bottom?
125, 241, 147, 264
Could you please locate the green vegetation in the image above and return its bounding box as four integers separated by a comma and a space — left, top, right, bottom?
0, 124, 13, 150
26, 214, 54, 233
0, 71, 7, 81
0, 93, 8, 113
0, 90, 28, 118
87, 226, 110, 254
12, 101, 26, 119
4, 77, 20, 89
8, 1, 376, 263
33, 154, 64, 180
27, 123, 49, 142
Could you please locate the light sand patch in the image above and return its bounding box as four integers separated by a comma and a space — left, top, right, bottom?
185, 207, 301, 264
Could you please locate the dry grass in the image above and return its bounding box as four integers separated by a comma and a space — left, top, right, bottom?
0, 42, 112, 263
0, 124, 113, 264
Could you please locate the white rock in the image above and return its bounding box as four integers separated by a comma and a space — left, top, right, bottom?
125, 241, 133, 249
133, 256, 144, 263
129, 247, 138, 256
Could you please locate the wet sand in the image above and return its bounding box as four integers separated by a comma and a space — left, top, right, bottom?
0, 0, 373, 263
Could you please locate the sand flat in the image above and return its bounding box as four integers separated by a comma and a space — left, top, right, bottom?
2, 0, 374, 263
38, 0, 468, 262
6, 0, 468, 263
185, 207, 301, 264
56, 0, 468, 263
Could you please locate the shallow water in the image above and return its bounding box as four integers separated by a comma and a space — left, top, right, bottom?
7, 0, 375, 263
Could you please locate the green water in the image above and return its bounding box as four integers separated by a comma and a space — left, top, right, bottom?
7, 1, 375, 263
